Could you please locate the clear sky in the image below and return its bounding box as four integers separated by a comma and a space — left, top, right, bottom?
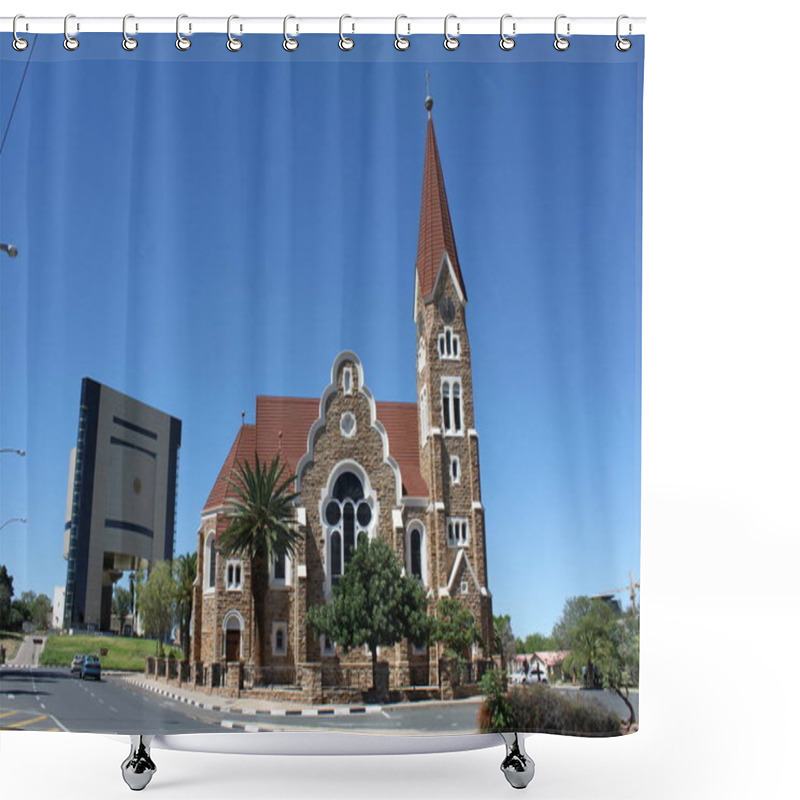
0, 33, 643, 638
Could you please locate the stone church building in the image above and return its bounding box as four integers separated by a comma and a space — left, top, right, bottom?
191, 99, 493, 700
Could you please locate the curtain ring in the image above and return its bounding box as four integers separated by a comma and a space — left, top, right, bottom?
553, 14, 570, 51
443, 14, 460, 51
394, 14, 410, 51
616, 15, 632, 51
176, 14, 191, 51
63, 13, 79, 51
12, 15, 29, 51
227, 15, 242, 51
283, 15, 298, 51
122, 14, 138, 51
339, 14, 354, 50
499, 14, 515, 51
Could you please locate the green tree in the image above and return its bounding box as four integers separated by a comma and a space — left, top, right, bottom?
173, 552, 197, 659
217, 454, 301, 667
11, 591, 51, 631
432, 597, 483, 666
553, 596, 617, 690
0, 566, 14, 629
516, 632, 555, 654
493, 614, 516, 669
596, 609, 639, 725
137, 562, 177, 656
307, 537, 430, 691
112, 586, 132, 634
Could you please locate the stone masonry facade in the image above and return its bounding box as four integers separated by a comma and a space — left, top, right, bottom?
189, 105, 494, 702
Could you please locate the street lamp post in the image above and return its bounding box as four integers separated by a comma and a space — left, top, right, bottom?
0, 243, 18, 258
0, 517, 27, 531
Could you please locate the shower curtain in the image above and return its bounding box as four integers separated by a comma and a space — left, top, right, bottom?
0, 29, 644, 738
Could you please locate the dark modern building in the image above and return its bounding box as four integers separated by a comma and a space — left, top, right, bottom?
62, 378, 181, 631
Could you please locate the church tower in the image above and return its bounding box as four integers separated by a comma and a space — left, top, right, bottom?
414, 93, 493, 653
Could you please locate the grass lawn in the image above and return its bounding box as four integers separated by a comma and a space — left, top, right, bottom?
1, 631, 24, 663
39, 634, 183, 672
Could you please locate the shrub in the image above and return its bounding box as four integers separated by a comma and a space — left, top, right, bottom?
479, 684, 621, 737
477, 668, 513, 730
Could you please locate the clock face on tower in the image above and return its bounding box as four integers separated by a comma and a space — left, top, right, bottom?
438, 297, 456, 324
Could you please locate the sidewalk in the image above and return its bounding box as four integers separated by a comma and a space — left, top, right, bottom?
10, 635, 47, 668
119, 673, 384, 718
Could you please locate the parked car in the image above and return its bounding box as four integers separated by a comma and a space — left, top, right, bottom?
509, 667, 548, 686
525, 669, 548, 685
70, 654, 86, 676
80, 654, 102, 681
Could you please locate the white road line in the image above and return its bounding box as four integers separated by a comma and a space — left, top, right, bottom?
98, 698, 105, 704
39, 703, 46, 709
109, 706, 118, 713
50, 714, 70, 733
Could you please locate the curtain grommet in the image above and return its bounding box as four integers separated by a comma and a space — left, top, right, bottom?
554, 14, 570, 51
176, 14, 191, 51
12, 15, 29, 51
339, 15, 355, 51
64, 13, 80, 51
444, 14, 460, 51
122, 15, 138, 51
283, 15, 299, 51
226, 15, 243, 52
394, 15, 410, 51
615, 15, 632, 51
499, 14, 516, 51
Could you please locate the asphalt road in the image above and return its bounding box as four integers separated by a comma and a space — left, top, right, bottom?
1, 666, 638, 735
0, 667, 229, 734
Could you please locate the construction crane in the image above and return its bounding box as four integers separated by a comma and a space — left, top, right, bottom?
592, 570, 640, 611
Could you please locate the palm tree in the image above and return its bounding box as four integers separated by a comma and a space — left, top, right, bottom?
174, 552, 197, 660
217, 454, 301, 667
112, 586, 132, 635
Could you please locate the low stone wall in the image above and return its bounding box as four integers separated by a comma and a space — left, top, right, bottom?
143, 657, 477, 705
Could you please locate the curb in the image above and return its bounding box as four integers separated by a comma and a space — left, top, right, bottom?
122, 677, 382, 717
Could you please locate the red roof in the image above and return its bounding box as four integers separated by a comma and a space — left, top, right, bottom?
204, 397, 427, 512
416, 116, 467, 302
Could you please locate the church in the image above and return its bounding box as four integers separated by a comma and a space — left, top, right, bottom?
190, 96, 493, 700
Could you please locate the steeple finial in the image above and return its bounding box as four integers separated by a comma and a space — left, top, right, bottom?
424, 71, 433, 115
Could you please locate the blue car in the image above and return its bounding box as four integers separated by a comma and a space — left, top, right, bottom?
80, 654, 102, 681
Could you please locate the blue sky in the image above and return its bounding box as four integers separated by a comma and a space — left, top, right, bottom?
0, 33, 643, 638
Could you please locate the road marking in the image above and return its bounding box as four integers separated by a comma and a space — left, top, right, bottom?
0, 710, 18, 719
98, 698, 105, 704
49, 714, 70, 733
109, 706, 119, 713
4, 714, 49, 729
39, 702, 46, 709
6, 694, 15, 699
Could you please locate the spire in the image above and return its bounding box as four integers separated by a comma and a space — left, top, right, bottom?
415, 92, 467, 303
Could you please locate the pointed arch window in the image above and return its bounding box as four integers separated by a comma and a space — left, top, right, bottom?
441, 378, 463, 435
418, 338, 427, 373
204, 532, 217, 592
324, 470, 374, 586
406, 522, 427, 586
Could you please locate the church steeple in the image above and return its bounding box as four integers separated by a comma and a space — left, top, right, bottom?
415, 95, 468, 303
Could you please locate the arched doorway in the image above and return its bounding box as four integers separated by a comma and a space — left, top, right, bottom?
223, 611, 243, 662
